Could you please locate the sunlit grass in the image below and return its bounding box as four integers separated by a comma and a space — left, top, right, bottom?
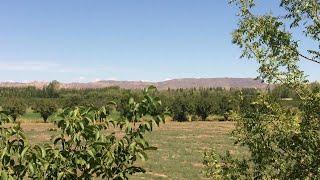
17, 120, 244, 179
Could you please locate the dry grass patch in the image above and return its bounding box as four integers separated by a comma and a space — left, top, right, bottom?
2, 121, 243, 179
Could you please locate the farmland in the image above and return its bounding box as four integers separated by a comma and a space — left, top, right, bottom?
1, 0, 319, 179
17, 117, 243, 179
0, 82, 313, 179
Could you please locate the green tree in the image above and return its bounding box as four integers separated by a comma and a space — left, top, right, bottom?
194, 91, 216, 121
218, 95, 233, 120
171, 92, 194, 121
0, 86, 166, 179
62, 94, 83, 108
32, 99, 59, 122
204, 0, 320, 179
44, 80, 60, 98
2, 98, 27, 122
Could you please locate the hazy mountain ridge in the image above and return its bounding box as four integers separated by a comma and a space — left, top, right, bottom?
0, 78, 268, 90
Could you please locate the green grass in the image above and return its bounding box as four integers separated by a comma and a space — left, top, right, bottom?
132, 121, 244, 179
20, 109, 42, 122
19, 121, 244, 179
19, 108, 58, 123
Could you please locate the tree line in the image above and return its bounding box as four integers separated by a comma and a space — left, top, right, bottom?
1, 80, 317, 123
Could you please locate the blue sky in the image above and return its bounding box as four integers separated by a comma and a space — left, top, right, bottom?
0, 0, 318, 82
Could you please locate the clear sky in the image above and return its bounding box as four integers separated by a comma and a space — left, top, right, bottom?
0, 0, 318, 82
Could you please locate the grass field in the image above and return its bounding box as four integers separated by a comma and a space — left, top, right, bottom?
17, 118, 245, 180
132, 121, 245, 180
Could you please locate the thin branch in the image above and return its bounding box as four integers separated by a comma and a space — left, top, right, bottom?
288, 45, 320, 65
245, 41, 320, 65
298, 53, 320, 64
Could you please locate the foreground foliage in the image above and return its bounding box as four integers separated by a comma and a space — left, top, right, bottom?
0, 86, 166, 179
204, 0, 320, 179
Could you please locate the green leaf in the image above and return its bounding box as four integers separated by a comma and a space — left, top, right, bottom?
79, 121, 84, 130
87, 149, 95, 158
137, 151, 148, 161
129, 98, 135, 105
1, 172, 8, 180
28, 163, 34, 175
57, 172, 64, 180
20, 146, 30, 160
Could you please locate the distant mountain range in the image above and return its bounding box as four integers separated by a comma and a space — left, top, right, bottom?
0, 78, 269, 90
0, 78, 268, 90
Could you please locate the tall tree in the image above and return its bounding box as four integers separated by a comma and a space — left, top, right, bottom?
44, 80, 60, 98
204, 0, 320, 179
